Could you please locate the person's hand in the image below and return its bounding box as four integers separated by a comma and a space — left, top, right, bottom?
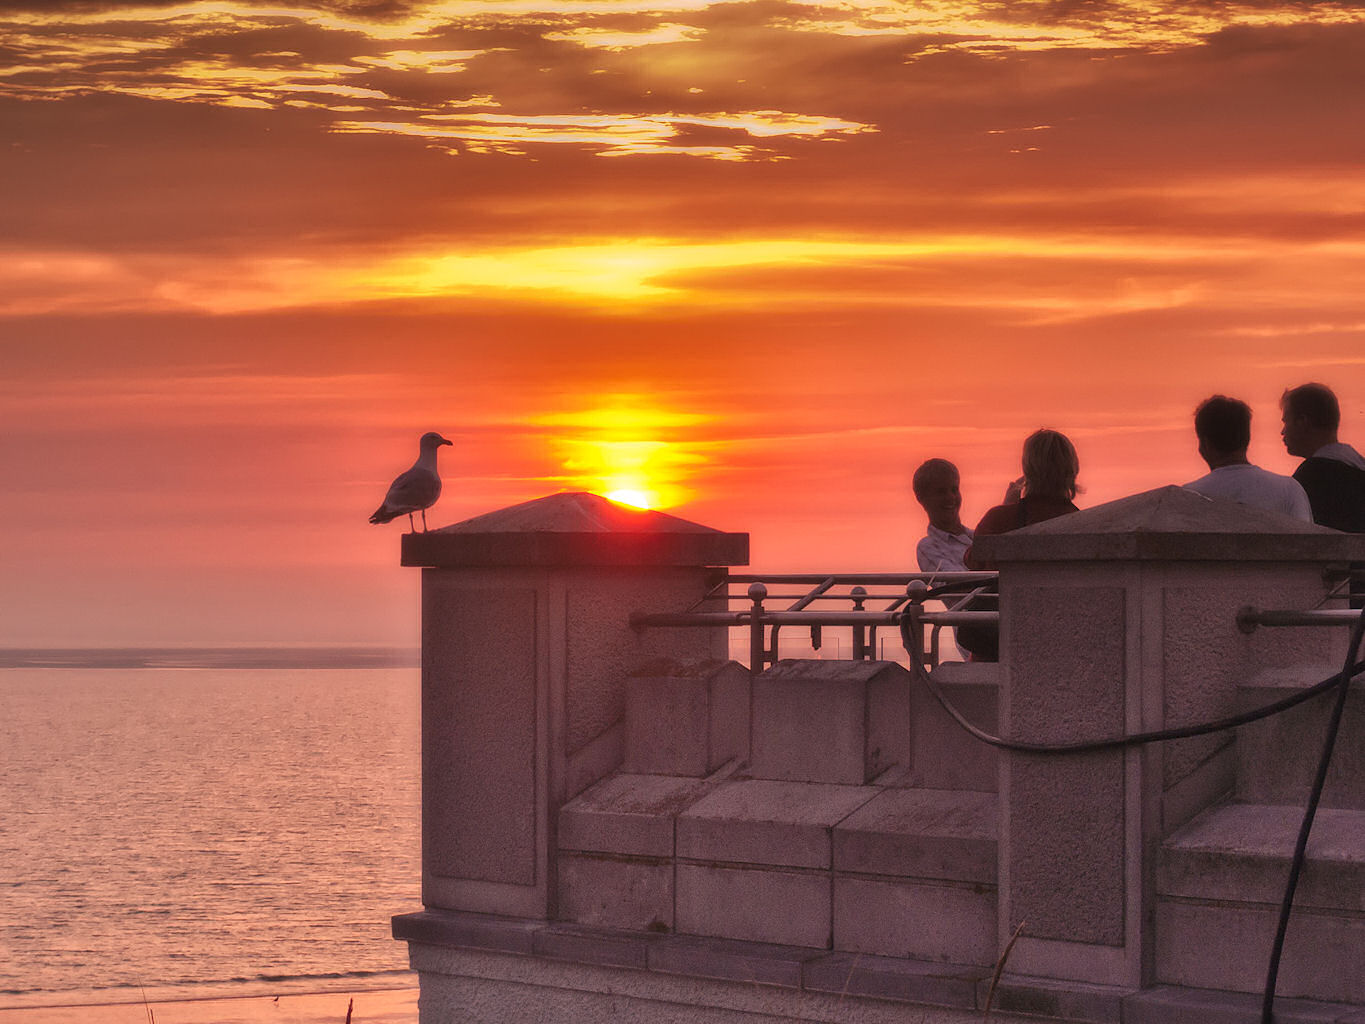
1004, 477, 1024, 503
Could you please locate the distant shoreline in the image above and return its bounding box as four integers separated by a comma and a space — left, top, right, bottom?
0, 647, 421, 670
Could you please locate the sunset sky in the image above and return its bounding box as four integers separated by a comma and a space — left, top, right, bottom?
3, 0, 1364, 647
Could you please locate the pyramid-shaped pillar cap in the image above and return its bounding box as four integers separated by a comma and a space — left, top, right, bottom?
974, 485, 1365, 564
402, 491, 749, 568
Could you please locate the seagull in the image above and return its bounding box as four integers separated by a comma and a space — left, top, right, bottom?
369, 431, 453, 532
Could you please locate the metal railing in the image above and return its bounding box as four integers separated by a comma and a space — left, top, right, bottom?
630, 572, 999, 675
631, 572, 1364, 675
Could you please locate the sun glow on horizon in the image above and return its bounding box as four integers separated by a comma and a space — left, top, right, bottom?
605, 487, 657, 510
541, 400, 707, 510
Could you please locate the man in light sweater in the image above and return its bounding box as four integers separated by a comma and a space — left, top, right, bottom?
912, 458, 973, 573
1184, 394, 1312, 522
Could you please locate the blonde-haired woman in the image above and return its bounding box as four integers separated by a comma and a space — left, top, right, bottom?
967, 428, 1080, 568
959, 429, 1081, 659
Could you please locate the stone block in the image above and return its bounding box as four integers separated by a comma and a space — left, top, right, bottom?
558, 773, 710, 857
1124, 985, 1351, 1024
1004, 585, 1128, 948
1236, 670, 1365, 810
675, 862, 830, 948
1157, 899, 1365, 1003
677, 779, 875, 869
625, 660, 750, 776
832, 875, 996, 965
556, 852, 674, 933
834, 788, 997, 884
391, 908, 541, 955
751, 660, 910, 785
981, 974, 1128, 1023
906, 661, 1000, 792
532, 922, 653, 968
422, 584, 539, 889
1159, 803, 1365, 912
802, 951, 985, 1008
646, 933, 821, 988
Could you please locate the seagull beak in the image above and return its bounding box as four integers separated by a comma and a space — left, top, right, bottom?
440, 438, 453, 446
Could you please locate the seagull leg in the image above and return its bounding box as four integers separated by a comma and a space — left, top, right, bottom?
421, 508, 430, 532
407, 511, 416, 532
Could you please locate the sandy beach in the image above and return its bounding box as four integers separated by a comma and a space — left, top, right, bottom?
0, 985, 418, 1024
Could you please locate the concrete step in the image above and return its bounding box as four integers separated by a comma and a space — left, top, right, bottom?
1235, 667, 1365, 810
1157, 801, 1365, 1004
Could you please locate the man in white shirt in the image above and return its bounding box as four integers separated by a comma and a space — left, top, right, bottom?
913, 458, 973, 572
912, 458, 977, 661
1185, 394, 1313, 522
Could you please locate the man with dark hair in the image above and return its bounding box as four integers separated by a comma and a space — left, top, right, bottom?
1280, 382, 1365, 533
1185, 395, 1312, 521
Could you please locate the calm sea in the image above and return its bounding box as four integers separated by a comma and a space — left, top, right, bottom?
0, 664, 422, 1009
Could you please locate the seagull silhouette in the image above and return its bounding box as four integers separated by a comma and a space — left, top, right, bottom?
369, 431, 453, 532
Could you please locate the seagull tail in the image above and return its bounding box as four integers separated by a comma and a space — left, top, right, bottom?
369, 505, 399, 524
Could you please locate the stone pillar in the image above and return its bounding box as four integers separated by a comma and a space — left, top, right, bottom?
400, 492, 747, 919
974, 486, 1362, 989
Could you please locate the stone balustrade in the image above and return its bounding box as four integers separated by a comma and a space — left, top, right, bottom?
393, 487, 1365, 1024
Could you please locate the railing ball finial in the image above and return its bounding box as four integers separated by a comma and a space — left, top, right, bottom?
747, 582, 768, 603
905, 579, 929, 604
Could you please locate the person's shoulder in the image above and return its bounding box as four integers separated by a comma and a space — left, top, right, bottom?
1298, 455, 1365, 478
973, 502, 1016, 535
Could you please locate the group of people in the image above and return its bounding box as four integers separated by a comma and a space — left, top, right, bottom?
912, 383, 1365, 658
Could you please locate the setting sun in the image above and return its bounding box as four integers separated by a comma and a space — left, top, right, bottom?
605, 488, 656, 510
538, 399, 706, 510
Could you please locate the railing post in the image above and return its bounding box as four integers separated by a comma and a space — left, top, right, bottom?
904, 580, 929, 666
850, 585, 867, 660
748, 582, 768, 677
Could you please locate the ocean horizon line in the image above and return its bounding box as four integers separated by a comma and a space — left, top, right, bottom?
0, 645, 421, 670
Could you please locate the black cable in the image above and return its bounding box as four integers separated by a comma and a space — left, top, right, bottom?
1261, 606, 1365, 1023
897, 610, 1364, 755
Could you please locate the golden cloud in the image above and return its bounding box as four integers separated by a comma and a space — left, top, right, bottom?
332, 109, 873, 158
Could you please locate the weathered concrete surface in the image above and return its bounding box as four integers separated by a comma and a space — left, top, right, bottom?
556, 772, 714, 932
834, 788, 997, 883
556, 854, 674, 933
985, 487, 1359, 991
403, 488, 1365, 1019
1160, 803, 1365, 911
677, 778, 875, 869
1004, 584, 1128, 950
416, 493, 744, 921
1157, 802, 1365, 1002
1156, 900, 1365, 1003
624, 660, 749, 777
751, 660, 910, 785
396, 909, 1365, 1022
399, 918, 1035, 1023
423, 586, 539, 888
675, 861, 832, 947
1236, 670, 1365, 810
906, 661, 1000, 792
833, 875, 996, 965
559, 772, 710, 858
